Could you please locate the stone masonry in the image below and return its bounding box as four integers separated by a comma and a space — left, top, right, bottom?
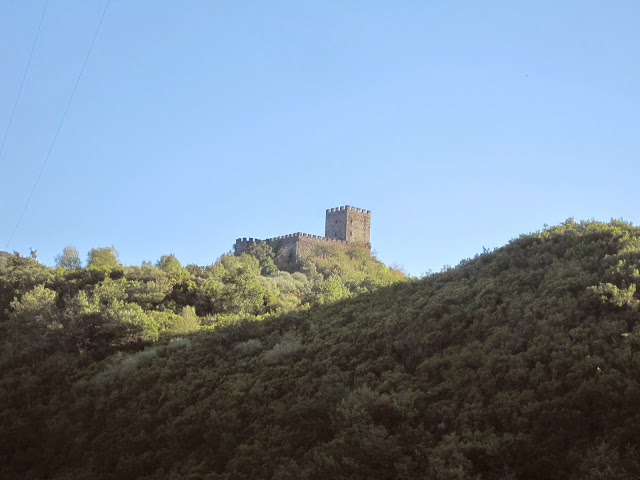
235, 205, 371, 268
325, 206, 371, 245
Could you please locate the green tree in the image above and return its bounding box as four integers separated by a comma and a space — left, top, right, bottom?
245, 241, 278, 275
0, 252, 53, 321
9, 284, 59, 327
54, 245, 82, 269
9, 284, 61, 351
126, 277, 173, 308
213, 253, 273, 316
315, 275, 350, 303
156, 254, 184, 278
87, 246, 121, 271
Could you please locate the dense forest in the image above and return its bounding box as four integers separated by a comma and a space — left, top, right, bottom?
2, 220, 640, 479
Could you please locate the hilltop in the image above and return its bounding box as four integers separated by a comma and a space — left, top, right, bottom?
2, 220, 640, 479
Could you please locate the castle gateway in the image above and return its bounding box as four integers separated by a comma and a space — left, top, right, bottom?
235, 205, 371, 268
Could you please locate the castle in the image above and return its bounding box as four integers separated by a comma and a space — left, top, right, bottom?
235, 205, 371, 268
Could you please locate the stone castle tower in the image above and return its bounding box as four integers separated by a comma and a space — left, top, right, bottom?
235, 205, 371, 268
325, 206, 371, 246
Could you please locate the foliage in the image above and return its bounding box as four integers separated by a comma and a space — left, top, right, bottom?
87, 246, 122, 271
0, 252, 53, 322
6, 220, 640, 478
0, 240, 402, 359
9, 284, 59, 326
244, 240, 278, 275
54, 245, 82, 269
156, 254, 184, 278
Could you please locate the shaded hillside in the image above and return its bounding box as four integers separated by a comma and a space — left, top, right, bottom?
2, 220, 640, 479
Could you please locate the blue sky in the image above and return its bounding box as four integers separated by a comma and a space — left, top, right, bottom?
1, 1, 639, 276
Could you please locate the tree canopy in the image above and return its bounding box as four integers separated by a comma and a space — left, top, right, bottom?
2, 220, 640, 479
87, 246, 121, 271
54, 245, 82, 269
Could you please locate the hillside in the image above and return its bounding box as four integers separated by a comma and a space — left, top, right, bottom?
2, 220, 640, 479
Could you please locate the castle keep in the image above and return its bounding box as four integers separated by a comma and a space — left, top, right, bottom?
235, 205, 371, 268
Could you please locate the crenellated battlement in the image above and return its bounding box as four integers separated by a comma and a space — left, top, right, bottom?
326, 205, 371, 215
234, 205, 371, 267
237, 232, 351, 246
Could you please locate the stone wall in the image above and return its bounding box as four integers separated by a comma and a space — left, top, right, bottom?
296, 234, 353, 260
268, 233, 352, 269
325, 205, 371, 247
266, 235, 301, 269
234, 237, 259, 255
235, 233, 354, 269
234, 205, 371, 267
325, 208, 348, 241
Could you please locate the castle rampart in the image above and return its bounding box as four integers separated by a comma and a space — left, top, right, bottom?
234, 205, 371, 268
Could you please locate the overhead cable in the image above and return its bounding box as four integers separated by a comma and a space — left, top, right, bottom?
5, 0, 111, 250
0, 0, 49, 164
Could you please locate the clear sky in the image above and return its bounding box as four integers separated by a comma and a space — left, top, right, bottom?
1, 1, 639, 276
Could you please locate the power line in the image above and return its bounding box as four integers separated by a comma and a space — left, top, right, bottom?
0, 0, 49, 164
5, 0, 111, 251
